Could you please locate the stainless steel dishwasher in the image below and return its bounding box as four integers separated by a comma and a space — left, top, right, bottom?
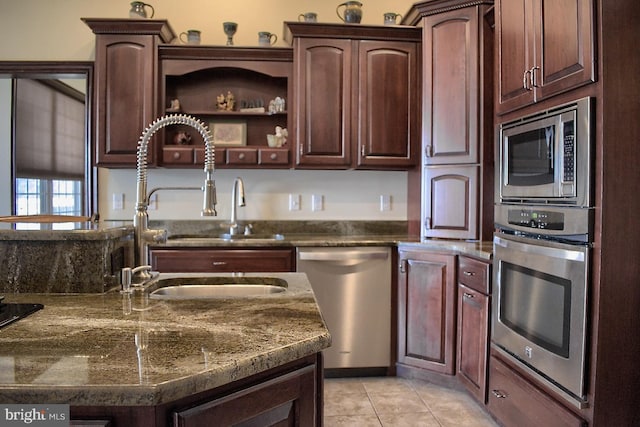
296, 247, 391, 372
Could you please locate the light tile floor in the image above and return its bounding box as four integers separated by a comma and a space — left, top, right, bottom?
324, 377, 499, 427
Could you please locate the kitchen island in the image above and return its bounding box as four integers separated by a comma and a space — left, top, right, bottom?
0, 272, 330, 426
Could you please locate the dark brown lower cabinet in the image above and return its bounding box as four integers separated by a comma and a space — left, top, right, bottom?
173, 364, 316, 426
487, 353, 586, 427
149, 247, 295, 273
71, 354, 322, 427
456, 256, 491, 403
397, 247, 457, 375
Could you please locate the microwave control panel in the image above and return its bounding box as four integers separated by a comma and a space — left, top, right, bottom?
507, 209, 564, 230
562, 120, 575, 183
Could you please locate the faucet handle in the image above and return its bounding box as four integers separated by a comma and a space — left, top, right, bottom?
244, 224, 253, 235
121, 265, 152, 292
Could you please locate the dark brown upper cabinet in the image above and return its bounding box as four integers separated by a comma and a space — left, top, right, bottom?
496, 0, 596, 114
284, 23, 421, 170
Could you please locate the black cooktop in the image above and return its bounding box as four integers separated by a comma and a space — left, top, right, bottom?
0, 296, 44, 329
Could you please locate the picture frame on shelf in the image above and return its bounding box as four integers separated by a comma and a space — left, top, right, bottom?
210, 120, 247, 146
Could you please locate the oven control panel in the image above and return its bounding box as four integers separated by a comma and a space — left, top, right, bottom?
507, 209, 564, 230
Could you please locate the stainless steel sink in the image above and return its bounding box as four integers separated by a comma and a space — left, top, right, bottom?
148, 276, 288, 300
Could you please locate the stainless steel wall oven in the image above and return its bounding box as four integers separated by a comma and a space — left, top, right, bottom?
492, 97, 595, 409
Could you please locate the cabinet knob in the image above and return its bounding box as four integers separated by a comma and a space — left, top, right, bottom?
238, 153, 245, 160
173, 152, 181, 159
270, 153, 277, 160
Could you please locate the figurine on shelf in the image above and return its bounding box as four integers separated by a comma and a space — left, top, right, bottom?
168, 98, 181, 112
172, 130, 192, 145
215, 91, 236, 111
226, 91, 235, 111
216, 93, 227, 110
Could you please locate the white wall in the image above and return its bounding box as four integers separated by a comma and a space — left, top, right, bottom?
101, 168, 407, 221
0, 0, 416, 221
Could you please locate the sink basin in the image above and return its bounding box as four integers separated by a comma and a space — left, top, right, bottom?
167, 233, 285, 242
148, 276, 288, 300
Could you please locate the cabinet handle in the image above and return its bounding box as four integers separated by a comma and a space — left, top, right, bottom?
491, 390, 507, 399
523, 69, 532, 91
212, 261, 227, 266
530, 66, 540, 88
425, 145, 433, 158
424, 217, 432, 230
463, 292, 475, 299
463, 270, 474, 276
399, 259, 407, 274
270, 153, 277, 160
361, 145, 366, 157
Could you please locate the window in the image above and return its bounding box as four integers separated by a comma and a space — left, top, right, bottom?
13, 78, 86, 216
15, 178, 83, 216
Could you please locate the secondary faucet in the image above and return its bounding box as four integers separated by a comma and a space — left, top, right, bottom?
228, 177, 246, 235
133, 114, 218, 280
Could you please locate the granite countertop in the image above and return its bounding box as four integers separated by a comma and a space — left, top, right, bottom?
0, 272, 330, 406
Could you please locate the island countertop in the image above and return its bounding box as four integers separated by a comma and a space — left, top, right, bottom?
0, 272, 330, 407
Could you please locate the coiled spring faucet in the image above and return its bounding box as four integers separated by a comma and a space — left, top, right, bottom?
133, 114, 218, 279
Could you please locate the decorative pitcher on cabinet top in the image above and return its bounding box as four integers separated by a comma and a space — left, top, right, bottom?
129, 1, 154, 19
336, 1, 363, 24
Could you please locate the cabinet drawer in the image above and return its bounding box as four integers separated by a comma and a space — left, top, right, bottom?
194, 147, 226, 165
258, 148, 289, 165
227, 148, 257, 165
458, 256, 491, 294
149, 248, 295, 273
487, 355, 585, 427
163, 146, 194, 165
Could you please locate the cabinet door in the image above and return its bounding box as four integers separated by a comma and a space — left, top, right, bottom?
496, 0, 596, 114
173, 365, 317, 427
294, 38, 352, 168
496, 0, 536, 114
94, 34, 158, 166
356, 40, 419, 169
422, 165, 479, 240
457, 283, 489, 403
534, 0, 596, 100
423, 7, 481, 165
398, 250, 456, 375
149, 248, 295, 272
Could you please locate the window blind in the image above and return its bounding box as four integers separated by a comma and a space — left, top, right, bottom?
14, 79, 85, 180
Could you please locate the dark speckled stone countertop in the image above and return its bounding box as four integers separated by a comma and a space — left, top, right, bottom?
0, 272, 330, 406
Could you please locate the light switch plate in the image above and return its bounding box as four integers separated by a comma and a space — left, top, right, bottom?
380, 195, 391, 211
289, 194, 301, 211
112, 193, 124, 210
312, 194, 324, 211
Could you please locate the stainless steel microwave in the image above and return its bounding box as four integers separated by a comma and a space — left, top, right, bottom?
497, 97, 594, 207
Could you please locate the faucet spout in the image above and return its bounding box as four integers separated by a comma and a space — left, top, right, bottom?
134, 114, 217, 271
229, 177, 246, 235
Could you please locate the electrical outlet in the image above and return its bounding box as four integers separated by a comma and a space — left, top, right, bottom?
380, 195, 391, 211
312, 194, 324, 211
112, 193, 124, 210
148, 193, 157, 210
289, 194, 301, 211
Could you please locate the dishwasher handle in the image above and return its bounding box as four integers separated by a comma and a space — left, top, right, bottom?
297, 250, 389, 262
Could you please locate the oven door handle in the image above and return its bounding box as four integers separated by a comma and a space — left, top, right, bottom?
494, 235, 586, 262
